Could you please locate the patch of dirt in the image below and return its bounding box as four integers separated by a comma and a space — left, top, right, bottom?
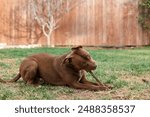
0, 58, 16, 63
121, 74, 150, 84
56, 90, 111, 100
56, 87, 150, 100
56, 88, 131, 100
56, 74, 150, 100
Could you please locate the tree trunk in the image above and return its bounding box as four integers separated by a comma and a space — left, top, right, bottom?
42, 25, 55, 47
46, 32, 55, 47
47, 35, 50, 47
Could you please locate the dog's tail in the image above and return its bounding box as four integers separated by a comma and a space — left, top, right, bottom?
0, 73, 21, 83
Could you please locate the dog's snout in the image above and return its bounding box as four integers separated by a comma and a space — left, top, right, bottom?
94, 64, 97, 69
88, 60, 97, 70
89, 59, 97, 70
92, 64, 97, 70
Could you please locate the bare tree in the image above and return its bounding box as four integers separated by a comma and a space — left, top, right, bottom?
0, 0, 84, 46
30, 0, 84, 47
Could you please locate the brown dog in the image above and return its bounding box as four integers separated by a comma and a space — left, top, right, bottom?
0, 46, 108, 91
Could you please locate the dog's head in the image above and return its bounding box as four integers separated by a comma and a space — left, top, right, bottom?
63, 46, 97, 72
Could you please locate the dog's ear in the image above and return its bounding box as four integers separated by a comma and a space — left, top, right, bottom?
62, 57, 72, 64
62, 53, 73, 64
71, 46, 82, 51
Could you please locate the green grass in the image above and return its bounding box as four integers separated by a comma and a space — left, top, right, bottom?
0, 46, 150, 100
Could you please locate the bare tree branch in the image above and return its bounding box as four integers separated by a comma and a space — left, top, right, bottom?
29, 0, 84, 47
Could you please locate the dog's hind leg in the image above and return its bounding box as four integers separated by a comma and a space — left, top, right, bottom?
33, 77, 45, 86
21, 60, 39, 85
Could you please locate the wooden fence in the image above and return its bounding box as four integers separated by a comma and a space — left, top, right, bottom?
0, 0, 149, 47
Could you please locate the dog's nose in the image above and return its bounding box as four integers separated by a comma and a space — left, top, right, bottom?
91, 64, 97, 70
94, 64, 97, 69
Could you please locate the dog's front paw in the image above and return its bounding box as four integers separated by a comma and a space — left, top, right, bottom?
98, 86, 109, 91
104, 84, 113, 90
98, 84, 113, 91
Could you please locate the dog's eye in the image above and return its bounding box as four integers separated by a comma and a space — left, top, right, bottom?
86, 55, 91, 59
82, 62, 89, 67
82, 55, 91, 60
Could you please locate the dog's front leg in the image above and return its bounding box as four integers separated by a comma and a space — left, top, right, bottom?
69, 82, 107, 91
80, 72, 112, 90
79, 71, 99, 86
80, 77, 99, 86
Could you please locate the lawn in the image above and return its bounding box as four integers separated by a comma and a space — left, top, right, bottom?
0, 46, 150, 100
